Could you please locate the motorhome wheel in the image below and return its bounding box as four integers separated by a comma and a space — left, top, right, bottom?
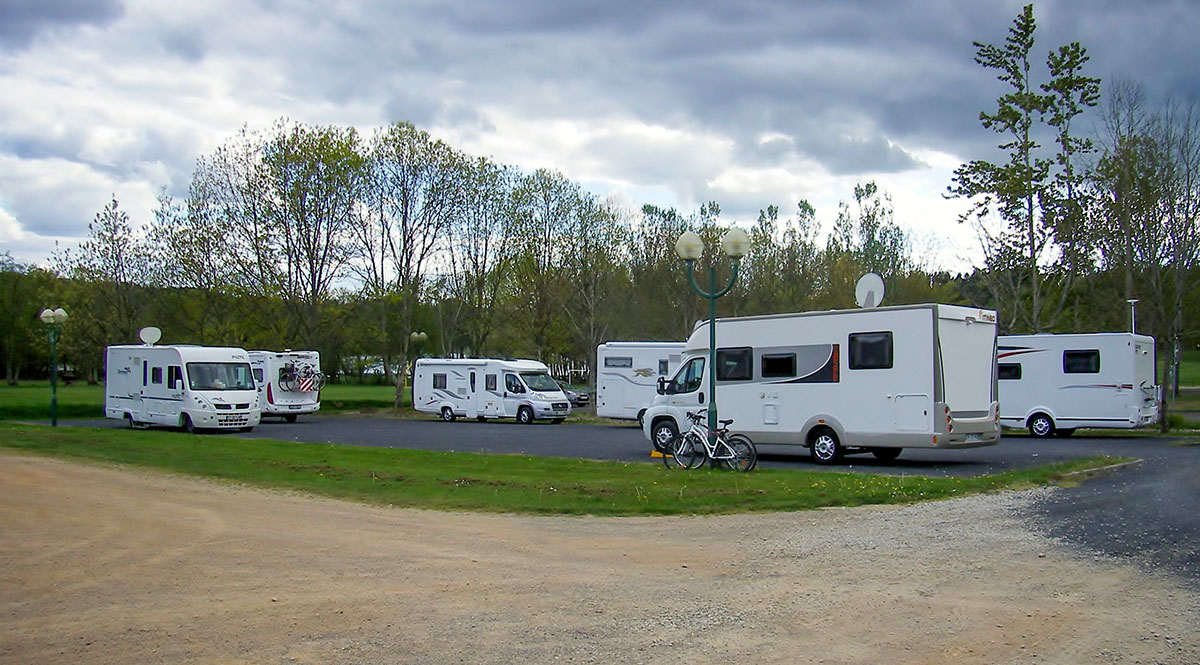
476, 416, 487, 422
182, 414, 197, 435
284, 414, 298, 423
810, 429, 843, 464
517, 406, 534, 424
870, 447, 902, 461
440, 407, 457, 422
1028, 413, 1055, 438
551, 417, 565, 424
1054, 428, 1076, 437
651, 420, 678, 453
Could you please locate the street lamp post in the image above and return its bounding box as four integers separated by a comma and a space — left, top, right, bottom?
408, 331, 428, 397
39, 307, 69, 427
674, 229, 750, 456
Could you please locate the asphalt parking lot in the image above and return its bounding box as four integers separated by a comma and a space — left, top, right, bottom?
73, 413, 1199, 587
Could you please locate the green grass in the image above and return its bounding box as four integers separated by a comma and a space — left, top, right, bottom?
0, 423, 1130, 516
0, 381, 402, 420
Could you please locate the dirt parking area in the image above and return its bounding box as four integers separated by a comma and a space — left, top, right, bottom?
1, 451, 1197, 665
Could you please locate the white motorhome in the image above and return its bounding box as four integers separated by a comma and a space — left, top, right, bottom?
105, 344, 261, 433
997, 332, 1160, 437
413, 358, 572, 424
641, 304, 1001, 463
248, 350, 323, 422
595, 341, 685, 422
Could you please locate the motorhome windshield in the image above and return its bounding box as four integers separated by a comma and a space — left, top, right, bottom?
187, 362, 255, 391
520, 372, 560, 392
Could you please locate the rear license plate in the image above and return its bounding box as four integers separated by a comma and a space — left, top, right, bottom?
965, 433, 981, 442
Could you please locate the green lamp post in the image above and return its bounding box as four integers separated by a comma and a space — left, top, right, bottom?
39, 307, 69, 427
674, 228, 750, 451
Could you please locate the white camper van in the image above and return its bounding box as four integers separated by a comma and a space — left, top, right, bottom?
595, 341, 685, 422
248, 350, 323, 422
997, 332, 1160, 437
105, 344, 261, 432
413, 358, 572, 424
641, 303, 1001, 463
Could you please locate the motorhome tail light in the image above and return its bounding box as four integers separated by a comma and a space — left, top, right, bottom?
267, 383, 275, 404
945, 405, 953, 433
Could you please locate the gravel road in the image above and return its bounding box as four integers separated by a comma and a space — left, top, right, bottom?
2, 451, 1197, 664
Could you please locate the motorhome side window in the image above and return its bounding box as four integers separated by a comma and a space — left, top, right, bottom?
433, 373, 447, 389
998, 363, 1022, 380
658, 359, 669, 375
486, 374, 497, 391
168, 365, 183, 389
761, 353, 797, 378
605, 356, 633, 368
151, 367, 163, 384
253, 368, 264, 383
1063, 350, 1100, 374
848, 331, 893, 370
716, 347, 753, 381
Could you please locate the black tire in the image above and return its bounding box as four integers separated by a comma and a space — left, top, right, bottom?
125, 413, 136, 429
1055, 428, 1076, 437
810, 428, 843, 465
476, 415, 487, 422
440, 407, 457, 422
516, 406, 534, 424
1028, 413, 1055, 438
870, 447, 902, 461
637, 410, 646, 427
182, 414, 197, 434
284, 414, 298, 423
240, 426, 255, 433
662, 435, 683, 469
723, 434, 757, 472
551, 417, 565, 424
651, 419, 678, 454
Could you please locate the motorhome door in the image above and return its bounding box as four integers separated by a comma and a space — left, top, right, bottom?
502, 372, 525, 416
665, 356, 706, 411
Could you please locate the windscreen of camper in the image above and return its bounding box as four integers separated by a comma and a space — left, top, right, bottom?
936, 313, 996, 413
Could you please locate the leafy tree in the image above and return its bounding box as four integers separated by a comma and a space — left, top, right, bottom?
262, 121, 367, 349
948, 4, 1099, 332
0, 255, 54, 383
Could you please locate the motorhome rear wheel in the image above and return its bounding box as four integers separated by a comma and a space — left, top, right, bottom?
1028, 413, 1055, 438
810, 428, 843, 464
441, 407, 457, 422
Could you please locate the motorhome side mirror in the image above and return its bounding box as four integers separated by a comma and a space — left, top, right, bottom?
657, 377, 666, 395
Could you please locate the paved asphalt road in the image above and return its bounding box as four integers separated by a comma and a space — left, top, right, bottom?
73, 414, 1199, 588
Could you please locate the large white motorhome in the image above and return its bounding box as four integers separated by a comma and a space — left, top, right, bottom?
641, 303, 1001, 463
105, 344, 261, 432
595, 341, 685, 422
997, 332, 1160, 437
248, 350, 323, 422
413, 358, 572, 424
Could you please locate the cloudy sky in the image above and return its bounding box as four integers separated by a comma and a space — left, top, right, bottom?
2, 0, 1198, 272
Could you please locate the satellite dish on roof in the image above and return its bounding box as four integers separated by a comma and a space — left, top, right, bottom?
139, 326, 162, 345
855, 273, 885, 309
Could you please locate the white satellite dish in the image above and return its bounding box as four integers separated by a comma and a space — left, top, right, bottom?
855, 273, 885, 309
139, 326, 162, 345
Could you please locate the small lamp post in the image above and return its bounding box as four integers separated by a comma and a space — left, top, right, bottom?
1127, 299, 1138, 333
408, 331, 428, 394
674, 228, 750, 454
39, 307, 69, 427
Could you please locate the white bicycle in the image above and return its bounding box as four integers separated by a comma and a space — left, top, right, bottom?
662, 410, 757, 472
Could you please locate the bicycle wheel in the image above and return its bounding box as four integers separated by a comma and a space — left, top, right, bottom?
676, 432, 706, 469
722, 434, 757, 472
661, 435, 685, 469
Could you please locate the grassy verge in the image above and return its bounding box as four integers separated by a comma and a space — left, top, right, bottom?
0, 423, 1130, 516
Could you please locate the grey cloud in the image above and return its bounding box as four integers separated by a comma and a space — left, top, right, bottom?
0, 0, 124, 51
